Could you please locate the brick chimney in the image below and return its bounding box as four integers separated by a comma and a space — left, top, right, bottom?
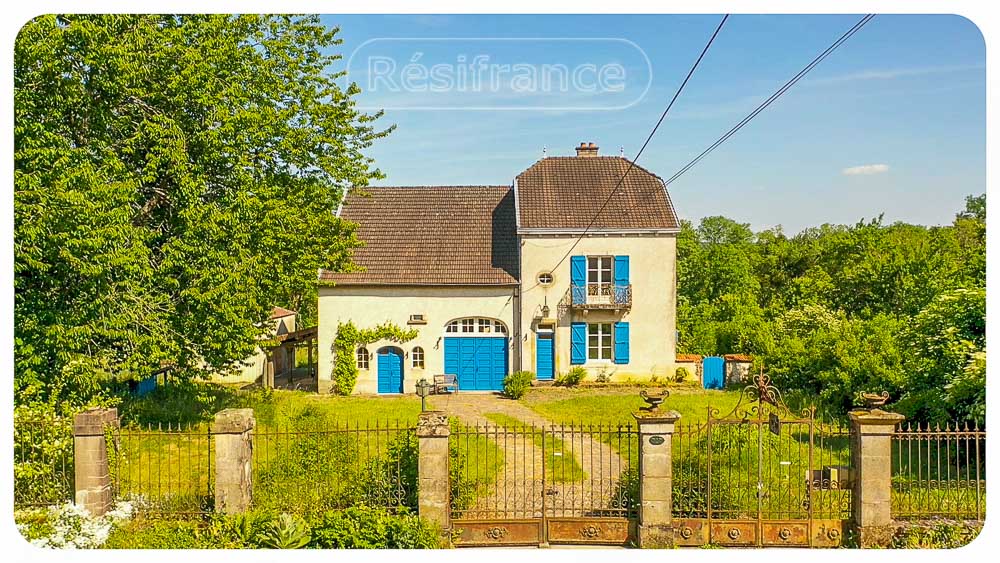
575, 142, 599, 157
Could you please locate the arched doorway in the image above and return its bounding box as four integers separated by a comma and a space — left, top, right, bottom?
443, 317, 509, 391
376, 346, 404, 394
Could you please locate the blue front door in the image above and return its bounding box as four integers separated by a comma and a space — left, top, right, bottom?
444, 337, 508, 391
536, 332, 554, 380
702, 356, 724, 390
377, 347, 403, 393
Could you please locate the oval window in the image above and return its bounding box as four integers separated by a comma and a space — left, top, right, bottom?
537, 272, 554, 286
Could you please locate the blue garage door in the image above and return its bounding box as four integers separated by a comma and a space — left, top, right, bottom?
444, 337, 508, 391
702, 356, 725, 390
377, 347, 403, 394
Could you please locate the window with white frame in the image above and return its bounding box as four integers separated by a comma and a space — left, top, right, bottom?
587, 323, 613, 361
587, 256, 613, 285
357, 347, 370, 370
445, 318, 509, 335
412, 346, 425, 368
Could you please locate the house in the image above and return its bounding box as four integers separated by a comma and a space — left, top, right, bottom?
209, 306, 298, 384
316, 142, 679, 394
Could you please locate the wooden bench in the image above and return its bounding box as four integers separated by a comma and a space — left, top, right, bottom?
433, 374, 459, 394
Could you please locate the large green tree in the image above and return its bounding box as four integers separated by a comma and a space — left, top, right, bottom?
675, 195, 985, 424
15, 15, 390, 405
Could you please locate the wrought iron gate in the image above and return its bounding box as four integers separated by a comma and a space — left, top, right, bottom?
672, 373, 852, 547
449, 422, 638, 547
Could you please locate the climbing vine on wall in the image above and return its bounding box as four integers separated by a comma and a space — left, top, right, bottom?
332, 321, 419, 395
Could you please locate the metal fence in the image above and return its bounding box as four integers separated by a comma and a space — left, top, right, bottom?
892, 422, 986, 521
110, 423, 214, 515
672, 418, 852, 522
14, 419, 75, 508
449, 422, 638, 521
252, 420, 414, 518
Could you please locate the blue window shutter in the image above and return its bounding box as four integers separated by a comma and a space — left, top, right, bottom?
571, 322, 586, 365
614, 322, 630, 365
614, 255, 629, 286
570, 256, 586, 305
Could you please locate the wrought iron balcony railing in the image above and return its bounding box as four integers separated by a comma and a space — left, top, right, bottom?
569, 283, 632, 310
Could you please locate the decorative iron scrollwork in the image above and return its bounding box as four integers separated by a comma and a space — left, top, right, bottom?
679, 526, 694, 540
713, 368, 810, 422
778, 527, 792, 541
580, 525, 601, 539
728, 528, 742, 540
827, 528, 841, 541
484, 526, 508, 540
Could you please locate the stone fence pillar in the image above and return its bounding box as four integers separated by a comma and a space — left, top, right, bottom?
849, 408, 905, 547
633, 410, 681, 548
73, 407, 119, 516
213, 408, 255, 514
416, 411, 451, 535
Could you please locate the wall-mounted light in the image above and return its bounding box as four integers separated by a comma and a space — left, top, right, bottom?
541, 296, 550, 318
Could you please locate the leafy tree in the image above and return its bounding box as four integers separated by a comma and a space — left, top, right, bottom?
15, 15, 391, 405
676, 196, 985, 423
896, 288, 985, 424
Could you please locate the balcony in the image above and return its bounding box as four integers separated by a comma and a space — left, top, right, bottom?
569, 283, 632, 310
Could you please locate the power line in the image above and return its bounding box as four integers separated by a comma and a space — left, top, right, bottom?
546, 14, 730, 274
662, 14, 876, 188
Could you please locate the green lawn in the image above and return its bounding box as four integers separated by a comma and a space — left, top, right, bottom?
521, 386, 744, 427
483, 412, 586, 483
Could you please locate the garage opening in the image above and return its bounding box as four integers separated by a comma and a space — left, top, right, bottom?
443, 317, 509, 391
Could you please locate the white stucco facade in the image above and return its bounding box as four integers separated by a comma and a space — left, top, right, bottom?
317, 285, 516, 394
518, 232, 678, 381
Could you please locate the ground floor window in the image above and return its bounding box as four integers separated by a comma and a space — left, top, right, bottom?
412, 346, 424, 368
357, 347, 370, 370
587, 323, 612, 360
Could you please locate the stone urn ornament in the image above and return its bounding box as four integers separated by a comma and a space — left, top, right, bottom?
639, 389, 670, 412
858, 391, 890, 410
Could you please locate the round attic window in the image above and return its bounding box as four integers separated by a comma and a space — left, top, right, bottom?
537, 272, 554, 286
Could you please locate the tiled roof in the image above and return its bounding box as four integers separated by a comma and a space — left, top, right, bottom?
676, 354, 703, 362
723, 354, 753, 362
516, 156, 680, 230
270, 306, 297, 319
319, 186, 519, 286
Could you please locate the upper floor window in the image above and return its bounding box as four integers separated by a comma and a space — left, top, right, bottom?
357, 347, 370, 370
588, 256, 613, 285
537, 272, 554, 286
412, 346, 425, 368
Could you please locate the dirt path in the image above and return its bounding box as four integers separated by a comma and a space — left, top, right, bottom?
428, 393, 630, 518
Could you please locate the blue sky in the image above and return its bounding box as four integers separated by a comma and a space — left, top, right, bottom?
321, 14, 985, 234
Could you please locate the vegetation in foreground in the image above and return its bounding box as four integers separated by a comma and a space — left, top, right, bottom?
16, 503, 443, 549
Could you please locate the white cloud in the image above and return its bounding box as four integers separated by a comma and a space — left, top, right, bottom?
842, 164, 890, 176
811, 63, 985, 85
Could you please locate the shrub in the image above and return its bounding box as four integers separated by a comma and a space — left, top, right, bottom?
309, 506, 441, 549
556, 366, 587, 387
260, 513, 311, 549
503, 371, 534, 399
103, 518, 210, 549
675, 367, 691, 383
889, 523, 983, 549
17, 501, 134, 549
